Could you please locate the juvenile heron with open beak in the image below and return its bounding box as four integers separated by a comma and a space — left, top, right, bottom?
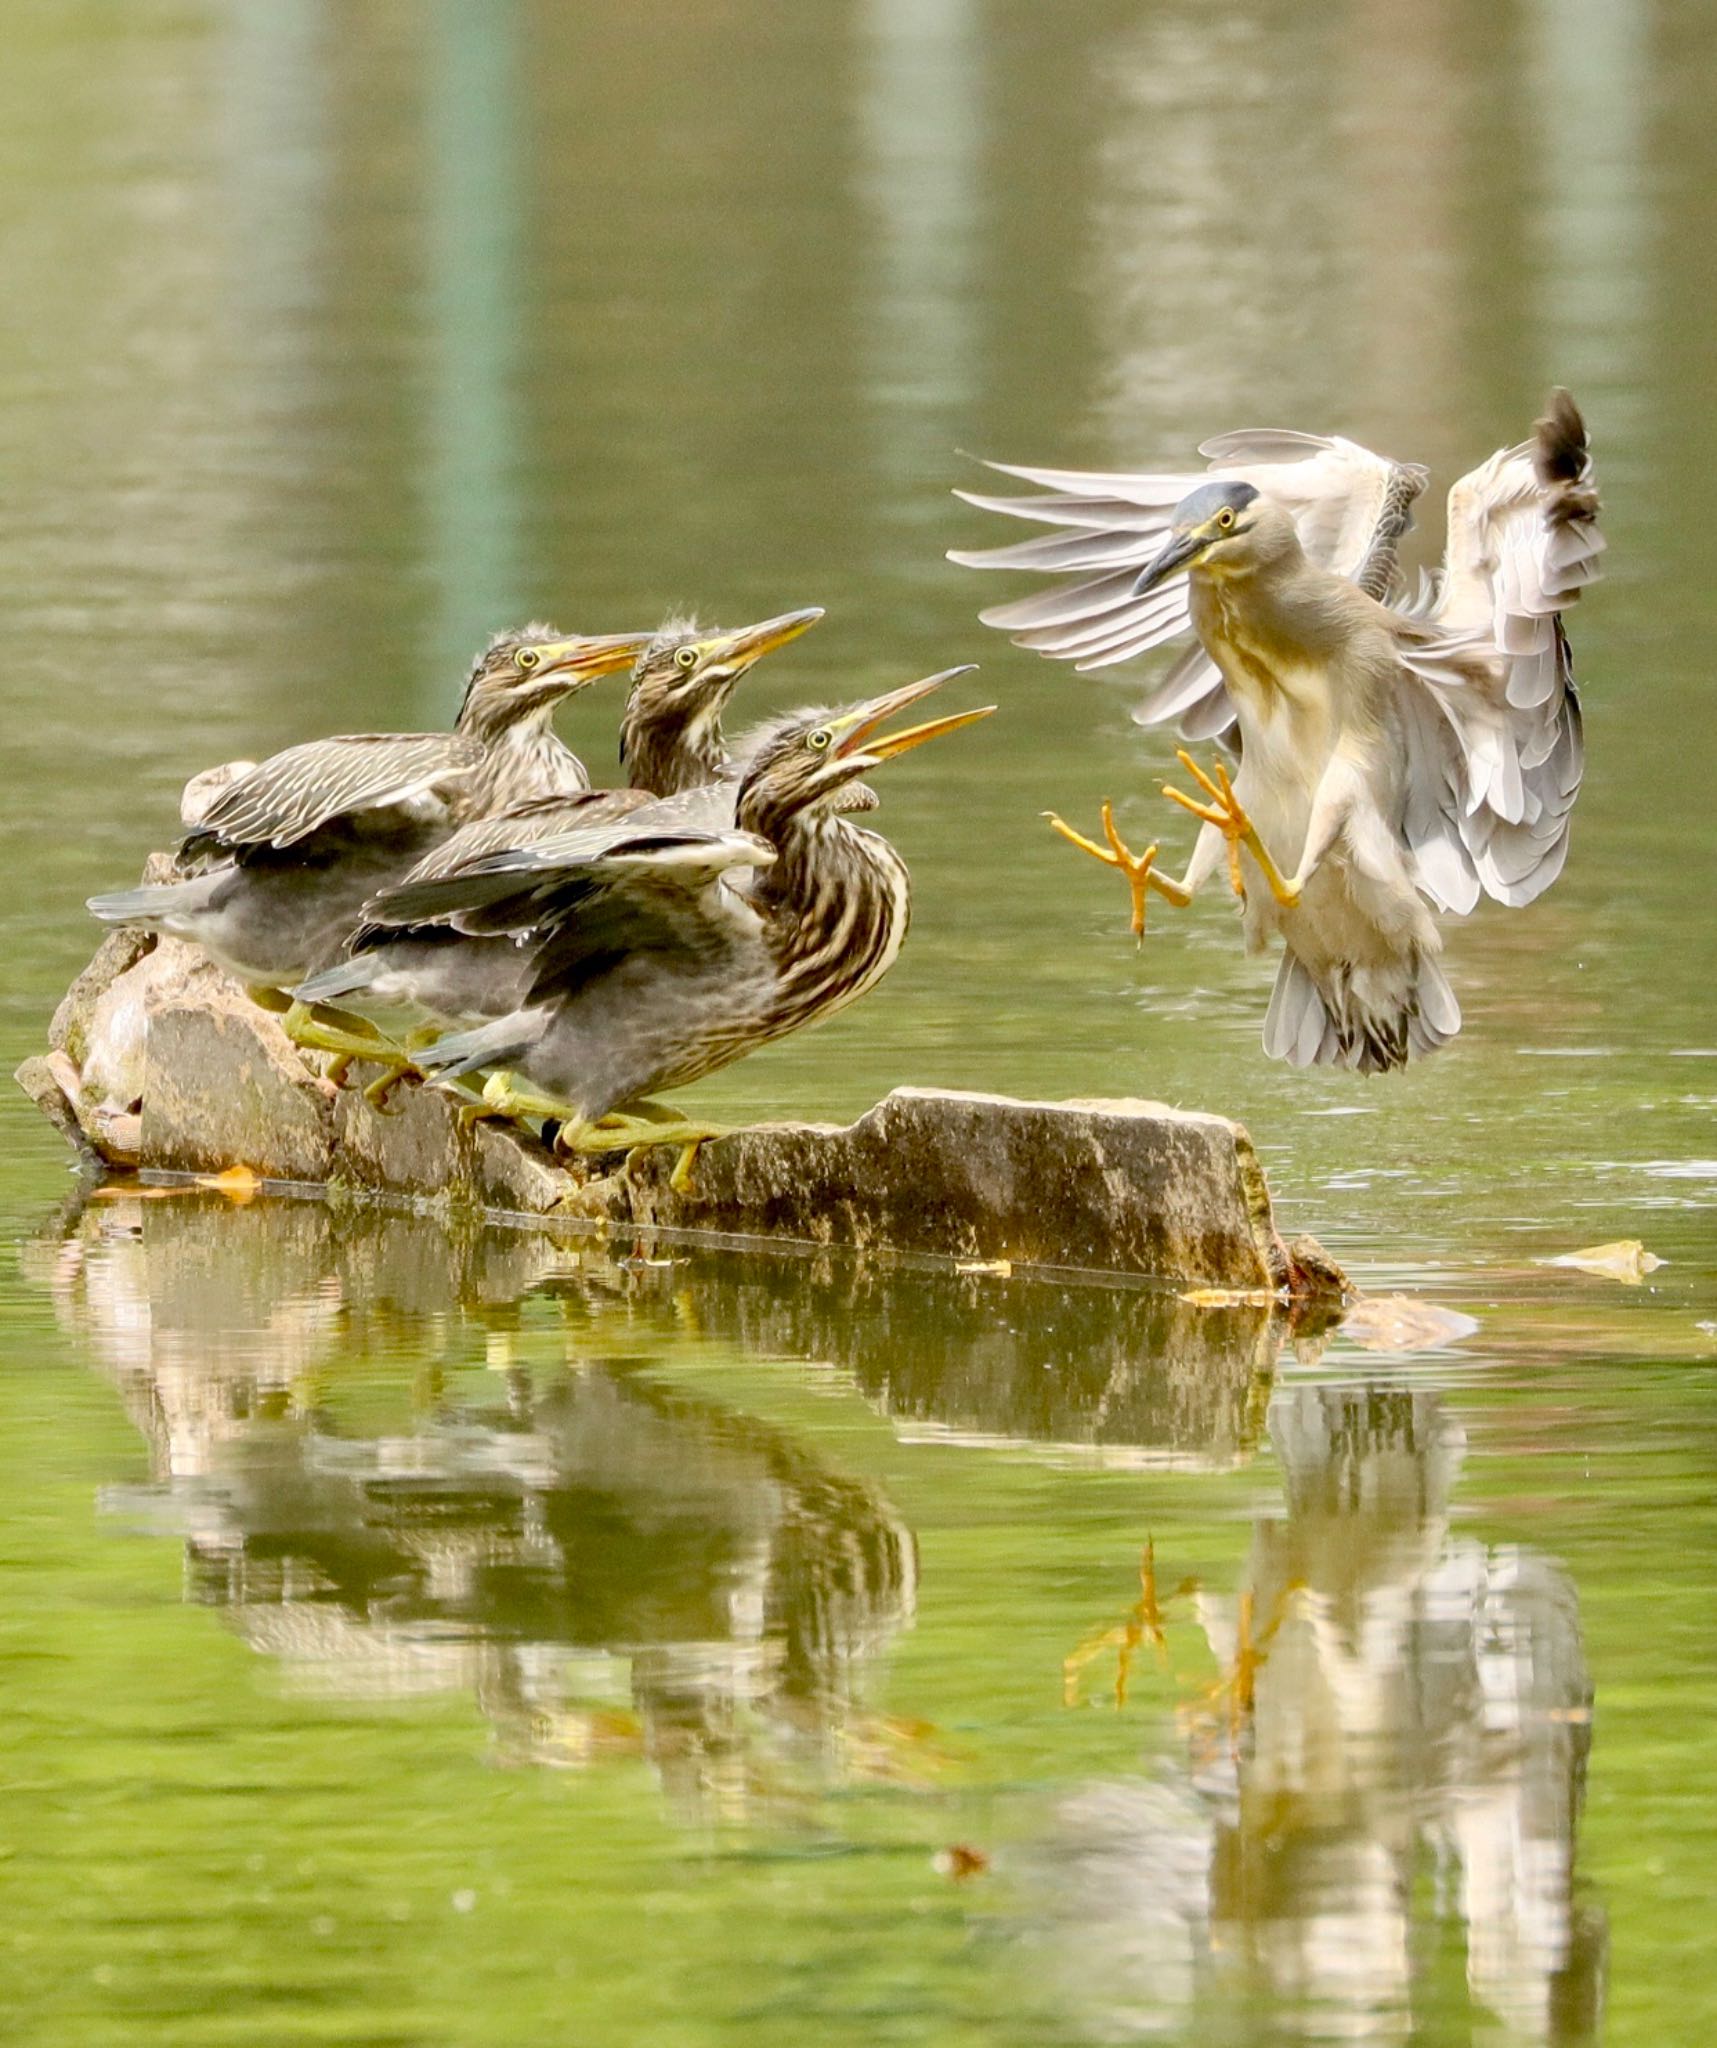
391, 668, 993, 1182
290, 608, 823, 1047
951, 394, 1602, 1071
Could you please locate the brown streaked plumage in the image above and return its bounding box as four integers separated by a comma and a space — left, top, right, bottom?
290, 607, 825, 1031
86, 622, 651, 993
401, 669, 993, 1146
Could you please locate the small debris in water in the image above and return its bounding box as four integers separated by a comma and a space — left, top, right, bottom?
1548, 1239, 1666, 1284
932, 1844, 989, 1882
1338, 1295, 1480, 1352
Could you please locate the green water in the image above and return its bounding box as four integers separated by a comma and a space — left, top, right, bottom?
2, 2, 1714, 2042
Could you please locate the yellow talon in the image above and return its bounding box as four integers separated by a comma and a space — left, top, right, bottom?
1162, 749, 1300, 909
1045, 805, 1161, 943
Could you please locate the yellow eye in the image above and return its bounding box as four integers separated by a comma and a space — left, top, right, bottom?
516, 646, 541, 672
1216, 507, 1236, 531
675, 646, 699, 672
807, 728, 833, 752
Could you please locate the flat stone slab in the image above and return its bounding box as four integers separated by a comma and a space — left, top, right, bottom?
20, 917, 1342, 1295
563, 1088, 1287, 1290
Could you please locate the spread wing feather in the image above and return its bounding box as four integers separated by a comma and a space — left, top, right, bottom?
1395, 391, 1600, 911
951, 433, 1426, 738
192, 732, 484, 850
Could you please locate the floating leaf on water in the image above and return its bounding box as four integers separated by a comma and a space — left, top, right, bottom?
1339, 1295, 1480, 1352
1178, 1285, 1279, 1309
955, 1258, 1012, 1277
932, 1844, 989, 1882
1548, 1239, 1666, 1284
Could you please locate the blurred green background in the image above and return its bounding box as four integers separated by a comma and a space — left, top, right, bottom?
1, 1, 1713, 2042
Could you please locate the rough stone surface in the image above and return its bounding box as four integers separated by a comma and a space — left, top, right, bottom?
24, 923, 1344, 1293
329, 1066, 568, 1215
139, 953, 335, 1183
568, 1088, 1286, 1289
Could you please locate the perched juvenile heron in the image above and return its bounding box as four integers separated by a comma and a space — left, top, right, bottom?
950, 393, 1602, 1071
387, 668, 993, 1176
87, 624, 651, 992
289, 608, 824, 1064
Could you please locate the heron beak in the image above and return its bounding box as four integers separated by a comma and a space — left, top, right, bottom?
1131, 529, 1207, 597
703, 606, 825, 670
831, 666, 994, 761
533, 631, 656, 681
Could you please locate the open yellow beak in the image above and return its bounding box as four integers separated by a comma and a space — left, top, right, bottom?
832, 666, 994, 761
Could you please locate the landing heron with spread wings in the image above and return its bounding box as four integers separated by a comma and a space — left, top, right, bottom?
950, 393, 1603, 1072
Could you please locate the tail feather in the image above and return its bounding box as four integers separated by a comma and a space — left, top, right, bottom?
292, 956, 379, 1007
414, 1011, 540, 1081
87, 877, 215, 931
1263, 946, 1461, 1074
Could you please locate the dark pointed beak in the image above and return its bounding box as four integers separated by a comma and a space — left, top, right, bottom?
1131, 529, 1206, 597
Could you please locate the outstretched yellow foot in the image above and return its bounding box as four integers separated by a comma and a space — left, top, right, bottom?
1044, 804, 1186, 942
1162, 751, 1301, 909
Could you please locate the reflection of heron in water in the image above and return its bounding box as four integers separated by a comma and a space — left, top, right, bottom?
1031, 1384, 1605, 2045
28, 1194, 918, 1820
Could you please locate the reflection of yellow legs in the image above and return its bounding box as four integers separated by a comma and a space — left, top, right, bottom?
1044, 806, 1190, 943
457, 1077, 722, 1193
1176, 1578, 1309, 1759
1064, 1540, 1196, 1708
1162, 751, 1301, 909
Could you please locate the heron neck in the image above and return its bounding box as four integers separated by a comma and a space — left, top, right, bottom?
748, 810, 912, 1010
463, 720, 591, 813
620, 701, 728, 798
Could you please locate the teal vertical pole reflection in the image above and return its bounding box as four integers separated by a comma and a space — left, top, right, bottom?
425, 0, 524, 708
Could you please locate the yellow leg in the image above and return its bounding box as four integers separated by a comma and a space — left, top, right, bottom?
1044, 804, 1191, 943
559, 1109, 727, 1190
279, 1000, 413, 1080
454, 1069, 567, 1131
1162, 751, 1301, 909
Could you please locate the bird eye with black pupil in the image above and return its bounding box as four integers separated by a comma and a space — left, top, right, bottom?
675, 647, 699, 672
1216, 507, 1235, 531
807, 729, 832, 752
516, 647, 541, 671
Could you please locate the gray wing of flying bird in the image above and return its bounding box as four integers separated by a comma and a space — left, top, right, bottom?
189, 732, 486, 851
1391, 390, 1602, 912
949, 433, 1428, 743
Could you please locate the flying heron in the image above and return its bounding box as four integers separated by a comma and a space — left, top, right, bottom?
385, 667, 993, 1183
289, 608, 826, 1084
950, 393, 1602, 1071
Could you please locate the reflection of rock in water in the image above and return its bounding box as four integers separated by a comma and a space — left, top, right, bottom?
622, 1252, 1287, 1469
1031, 1385, 1606, 2044
30, 1195, 917, 1818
